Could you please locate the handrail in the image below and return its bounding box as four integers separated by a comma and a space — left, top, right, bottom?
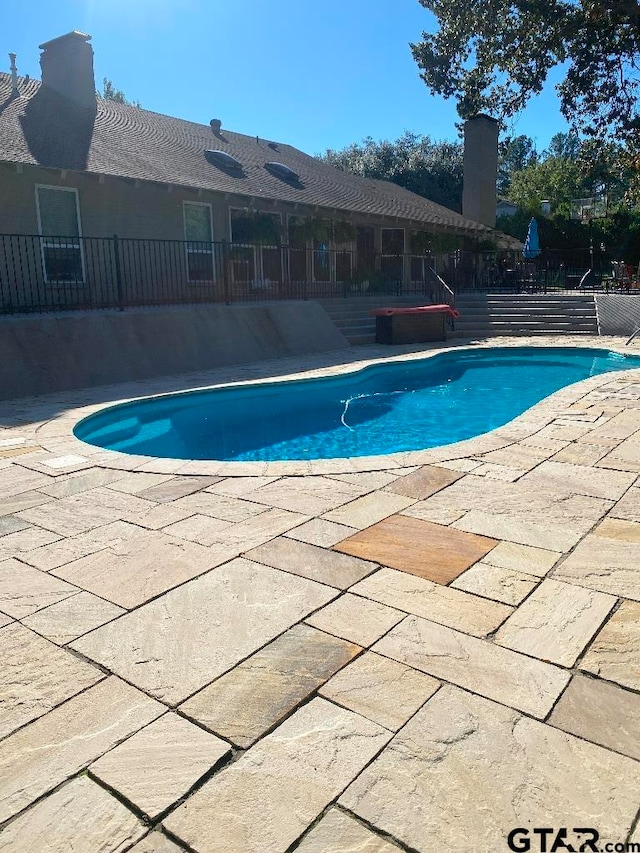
626, 327, 640, 346
427, 265, 455, 306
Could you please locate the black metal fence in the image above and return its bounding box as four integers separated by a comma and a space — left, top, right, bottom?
0, 234, 455, 315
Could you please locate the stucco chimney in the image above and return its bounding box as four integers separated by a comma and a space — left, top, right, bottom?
39, 31, 96, 109
462, 114, 499, 228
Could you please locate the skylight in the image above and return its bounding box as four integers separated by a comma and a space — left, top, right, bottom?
265, 161, 299, 182
205, 149, 243, 172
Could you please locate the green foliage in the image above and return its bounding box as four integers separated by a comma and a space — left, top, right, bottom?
507, 158, 587, 217
411, 0, 640, 147
99, 78, 142, 108
232, 211, 282, 244
319, 131, 463, 212
497, 135, 538, 197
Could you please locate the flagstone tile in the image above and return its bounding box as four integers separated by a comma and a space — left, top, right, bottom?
1, 466, 52, 499
0, 525, 61, 561
495, 579, 616, 666
451, 562, 540, 606
579, 600, 640, 691
334, 515, 497, 584
161, 514, 233, 546
294, 808, 403, 853
52, 530, 220, 609
22, 591, 124, 645
0, 776, 146, 853
131, 501, 194, 530
385, 465, 461, 499
205, 507, 310, 562
171, 491, 267, 522
0, 490, 53, 518
436, 458, 482, 472
39, 467, 127, 498
0, 516, 30, 537
0, 558, 78, 618
520, 460, 636, 500
0, 446, 36, 459
330, 471, 401, 490
241, 476, 367, 515
585, 410, 640, 442
0, 677, 164, 824
374, 616, 569, 718
245, 537, 377, 588
285, 518, 357, 547
479, 443, 553, 470
106, 472, 173, 494
471, 462, 522, 481
400, 502, 466, 525
552, 443, 610, 466
163, 698, 391, 853
553, 519, 640, 601
0, 613, 12, 628
127, 833, 184, 853
322, 492, 416, 529
22, 520, 144, 572
481, 540, 561, 577
17, 489, 155, 536
180, 624, 360, 747
319, 651, 439, 731
609, 486, 640, 522
550, 673, 640, 760
0, 622, 104, 738
90, 714, 231, 819
453, 508, 592, 552
340, 685, 640, 853
305, 593, 404, 647
134, 476, 219, 503
352, 568, 512, 637
205, 476, 279, 496
72, 558, 336, 704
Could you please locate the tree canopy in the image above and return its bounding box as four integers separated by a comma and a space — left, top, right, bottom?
320, 132, 463, 211
411, 0, 640, 145
99, 78, 142, 108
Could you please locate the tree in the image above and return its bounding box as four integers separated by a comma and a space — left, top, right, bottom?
411, 1, 640, 146
99, 78, 142, 108
320, 132, 463, 211
507, 157, 587, 216
497, 134, 538, 196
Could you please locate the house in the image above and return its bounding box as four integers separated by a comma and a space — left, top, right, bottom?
0, 31, 519, 310
496, 199, 519, 219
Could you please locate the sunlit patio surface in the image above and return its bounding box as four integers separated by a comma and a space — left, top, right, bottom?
1, 334, 639, 853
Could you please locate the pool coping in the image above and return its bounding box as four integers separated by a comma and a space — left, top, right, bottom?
29, 336, 640, 476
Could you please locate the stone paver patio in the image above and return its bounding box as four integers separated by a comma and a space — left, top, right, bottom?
1, 335, 640, 852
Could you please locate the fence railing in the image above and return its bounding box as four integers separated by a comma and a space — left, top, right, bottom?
0, 234, 457, 315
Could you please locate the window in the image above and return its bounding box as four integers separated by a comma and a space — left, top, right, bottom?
36, 186, 84, 284
183, 202, 214, 282
230, 209, 282, 289
381, 227, 405, 284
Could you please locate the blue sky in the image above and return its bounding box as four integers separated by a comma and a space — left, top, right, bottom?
2, 0, 570, 155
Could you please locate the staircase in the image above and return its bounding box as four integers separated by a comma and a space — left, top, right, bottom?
451, 294, 599, 339
318, 296, 430, 344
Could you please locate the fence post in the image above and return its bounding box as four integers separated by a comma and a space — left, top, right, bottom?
221, 239, 231, 304
112, 234, 124, 311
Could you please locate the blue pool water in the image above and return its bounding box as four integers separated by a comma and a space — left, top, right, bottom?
74, 347, 640, 461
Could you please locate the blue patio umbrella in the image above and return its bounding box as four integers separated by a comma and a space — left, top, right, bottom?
523, 217, 541, 259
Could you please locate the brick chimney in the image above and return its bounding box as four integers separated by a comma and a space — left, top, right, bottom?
462, 114, 499, 228
39, 31, 96, 109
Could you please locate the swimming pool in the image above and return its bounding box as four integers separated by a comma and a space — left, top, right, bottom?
74, 347, 640, 462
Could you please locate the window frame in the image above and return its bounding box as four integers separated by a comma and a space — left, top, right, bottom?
35, 184, 85, 285
183, 200, 215, 284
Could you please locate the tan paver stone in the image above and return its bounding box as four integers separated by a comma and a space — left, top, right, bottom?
72, 558, 336, 704
205, 475, 278, 495
245, 536, 377, 588
472, 462, 522, 481
171, 491, 267, 522
586, 410, 640, 442
205, 507, 310, 561
335, 515, 497, 584
436, 458, 482, 472
454, 508, 591, 552
451, 562, 540, 605
597, 432, 640, 473
340, 685, 640, 852
553, 520, 640, 600
17, 489, 155, 536
374, 616, 569, 718
107, 472, 173, 494
0, 525, 61, 561
180, 624, 360, 747
90, 713, 231, 818
22, 591, 124, 644
39, 467, 127, 497
1, 466, 52, 499
495, 579, 616, 666
0, 776, 146, 853
552, 443, 610, 466
0, 516, 30, 536
352, 568, 512, 637
534, 422, 594, 441
482, 540, 561, 577
479, 443, 552, 470
609, 487, 640, 522
0, 445, 37, 459
22, 520, 143, 572
400, 502, 466, 525
0, 622, 104, 738
135, 476, 219, 503
0, 613, 12, 628
521, 460, 636, 500
579, 600, 640, 691
164, 698, 391, 853
161, 513, 233, 545
242, 476, 367, 515
52, 530, 220, 608
0, 558, 78, 618
131, 501, 194, 530
128, 833, 185, 853
0, 490, 52, 517
0, 676, 164, 823
319, 651, 439, 730
305, 593, 404, 646
330, 471, 401, 489
285, 518, 357, 547
295, 808, 403, 853
322, 492, 416, 529
550, 673, 640, 761
386, 465, 461, 499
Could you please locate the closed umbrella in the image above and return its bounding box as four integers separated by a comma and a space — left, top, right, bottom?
523, 218, 541, 259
